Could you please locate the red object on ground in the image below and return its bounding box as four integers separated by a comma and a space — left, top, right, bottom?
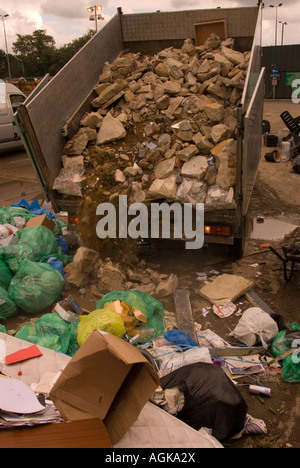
4, 345, 43, 365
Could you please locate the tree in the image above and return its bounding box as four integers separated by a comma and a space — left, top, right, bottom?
13, 29, 55, 57
8, 29, 94, 78
13, 30, 56, 77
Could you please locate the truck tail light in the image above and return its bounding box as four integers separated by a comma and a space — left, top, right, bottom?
68, 215, 79, 225
204, 225, 231, 236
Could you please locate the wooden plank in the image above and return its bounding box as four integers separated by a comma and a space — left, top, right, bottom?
209, 346, 265, 357
173, 290, 197, 343
0, 418, 113, 448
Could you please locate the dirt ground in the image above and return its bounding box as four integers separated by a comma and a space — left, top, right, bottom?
1, 99, 300, 448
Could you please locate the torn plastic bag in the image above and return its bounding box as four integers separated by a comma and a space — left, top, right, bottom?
12, 199, 67, 236
230, 307, 279, 349
0, 244, 35, 273
152, 345, 213, 377
17, 225, 58, 261
77, 309, 126, 346
0, 286, 18, 320
160, 362, 248, 441
0, 259, 13, 290
8, 260, 64, 314
0, 206, 34, 226
271, 322, 300, 383
97, 290, 165, 342
44, 256, 64, 275
15, 313, 71, 354
164, 329, 198, 347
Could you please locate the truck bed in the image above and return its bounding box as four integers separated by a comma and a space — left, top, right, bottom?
14, 6, 264, 251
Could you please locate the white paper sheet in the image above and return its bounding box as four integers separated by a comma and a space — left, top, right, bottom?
0, 374, 46, 414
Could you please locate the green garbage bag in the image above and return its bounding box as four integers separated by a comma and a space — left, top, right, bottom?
68, 321, 79, 356
0, 206, 34, 226
0, 259, 13, 290
15, 313, 71, 354
271, 322, 300, 383
41, 250, 73, 267
52, 219, 67, 237
17, 225, 58, 261
97, 290, 165, 342
0, 286, 18, 320
8, 260, 64, 314
0, 244, 35, 273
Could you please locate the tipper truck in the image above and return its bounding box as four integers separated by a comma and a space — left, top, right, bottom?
14, 5, 265, 256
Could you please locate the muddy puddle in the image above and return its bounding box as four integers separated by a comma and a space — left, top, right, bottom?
246, 217, 298, 241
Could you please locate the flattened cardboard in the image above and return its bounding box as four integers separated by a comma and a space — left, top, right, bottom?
50, 331, 159, 445
26, 214, 56, 232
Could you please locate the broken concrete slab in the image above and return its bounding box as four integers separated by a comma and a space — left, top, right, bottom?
154, 157, 176, 179
199, 274, 253, 306
181, 156, 208, 179
97, 112, 126, 145
176, 145, 199, 162
156, 274, 179, 298
63, 133, 89, 156
98, 261, 126, 292
147, 173, 178, 200
72, 246, 100, 274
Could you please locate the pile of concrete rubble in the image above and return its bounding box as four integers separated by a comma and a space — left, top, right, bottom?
53, 35, 250, 210
65, 245, 179, 300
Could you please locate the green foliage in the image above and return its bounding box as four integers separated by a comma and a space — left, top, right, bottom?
0, 28, 94, 79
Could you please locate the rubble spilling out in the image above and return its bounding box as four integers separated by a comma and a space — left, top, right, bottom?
53, 36, 250, 214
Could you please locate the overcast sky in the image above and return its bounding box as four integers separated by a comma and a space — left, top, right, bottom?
0, 0, 299, 53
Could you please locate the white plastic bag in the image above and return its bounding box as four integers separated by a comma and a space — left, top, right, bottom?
230, 307, 279, 349
153, 346, 213, 377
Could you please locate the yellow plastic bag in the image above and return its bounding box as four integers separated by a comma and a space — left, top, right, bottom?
77, 308, 126, 346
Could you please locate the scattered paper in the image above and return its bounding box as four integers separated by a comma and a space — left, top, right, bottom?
213, 301, 237, 319
0, 374, 46, 414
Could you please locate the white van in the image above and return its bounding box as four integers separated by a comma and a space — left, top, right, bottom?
0, 81, 27, 152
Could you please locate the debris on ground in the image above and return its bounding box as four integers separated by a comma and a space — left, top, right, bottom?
0, 198, 299, 447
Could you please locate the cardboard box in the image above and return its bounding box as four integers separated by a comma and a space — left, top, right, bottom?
50, 331, 159, 445
26, 214, 56, 232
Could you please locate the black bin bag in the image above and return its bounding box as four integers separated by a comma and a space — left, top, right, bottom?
160, 362, 248, 441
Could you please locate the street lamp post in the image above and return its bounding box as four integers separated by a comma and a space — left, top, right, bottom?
269, 3, 283, 46
87, 5, 103, 33
279, 21, 287, 45
0, 14, 11, 79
